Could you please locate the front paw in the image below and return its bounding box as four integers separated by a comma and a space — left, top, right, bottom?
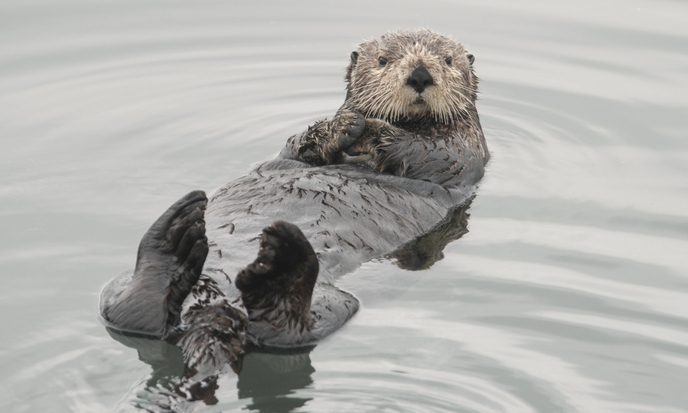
362, 118, 395, 135
293, 111, 365, 166
331, 110, 365, 151
343, 118, 396, 159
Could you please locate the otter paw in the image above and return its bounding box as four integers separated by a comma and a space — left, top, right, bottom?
343, 117, 403, 159
331, 110, 365, 151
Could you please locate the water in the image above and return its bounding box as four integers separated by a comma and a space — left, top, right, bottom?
1, 0, 687, 411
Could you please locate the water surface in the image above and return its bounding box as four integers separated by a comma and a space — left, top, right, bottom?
2, 0, 688, 411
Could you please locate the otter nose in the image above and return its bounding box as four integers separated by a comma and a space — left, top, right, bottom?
406, 65, 434, 94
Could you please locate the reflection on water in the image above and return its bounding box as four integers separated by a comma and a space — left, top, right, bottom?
390, 201, 471, 271
109, 327, 319, 411
238, 353, 315, 413
2, 0, 688, 411
106, 330, 186, 389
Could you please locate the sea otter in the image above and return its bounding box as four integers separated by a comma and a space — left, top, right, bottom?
100, 30, 489, 388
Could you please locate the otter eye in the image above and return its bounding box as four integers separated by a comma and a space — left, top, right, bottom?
445, 57, 452, 66
466, 54, 475, 65
378, 57, 388, 66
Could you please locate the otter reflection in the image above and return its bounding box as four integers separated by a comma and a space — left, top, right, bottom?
238, 352, 315, 412
107, 200, 472, 411
107, 328, 315, 410
390, 200, 472, 271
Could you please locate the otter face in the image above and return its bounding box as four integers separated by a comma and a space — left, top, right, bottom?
345, 30, 478, 124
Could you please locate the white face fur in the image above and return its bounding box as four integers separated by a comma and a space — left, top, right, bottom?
346, 30, 477, 124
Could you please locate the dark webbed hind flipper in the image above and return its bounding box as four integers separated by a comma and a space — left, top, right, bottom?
235, 221, 359, 348
235, 221, 320, 347
100, 191, 209, 338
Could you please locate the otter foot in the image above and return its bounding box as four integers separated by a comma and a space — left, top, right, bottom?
236, 221, 320, 346
102, 191, 209, 337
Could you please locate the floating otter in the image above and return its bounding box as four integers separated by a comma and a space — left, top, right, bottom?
100, 30, 489, 388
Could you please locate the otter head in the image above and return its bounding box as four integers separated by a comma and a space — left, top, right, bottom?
235, 221, 319, 347
345, 30, 478, 124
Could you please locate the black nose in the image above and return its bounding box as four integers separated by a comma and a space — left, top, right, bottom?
406, 65, 434, 94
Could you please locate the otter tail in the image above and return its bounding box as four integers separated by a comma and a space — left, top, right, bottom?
99, 191, 209, 338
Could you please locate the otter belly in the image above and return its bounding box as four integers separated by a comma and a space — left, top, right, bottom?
201, 159, 471, 288
180, 158, 473, 347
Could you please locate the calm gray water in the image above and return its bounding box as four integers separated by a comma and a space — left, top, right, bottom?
2, 0, 688, 411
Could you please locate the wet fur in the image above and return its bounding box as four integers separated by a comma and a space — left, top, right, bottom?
100, 29, 490, 407
344, 30, 478, 124
281, 30, 488, 189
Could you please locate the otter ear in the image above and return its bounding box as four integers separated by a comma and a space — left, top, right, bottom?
345, 51, 358, 85
466, 53, 475, 65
